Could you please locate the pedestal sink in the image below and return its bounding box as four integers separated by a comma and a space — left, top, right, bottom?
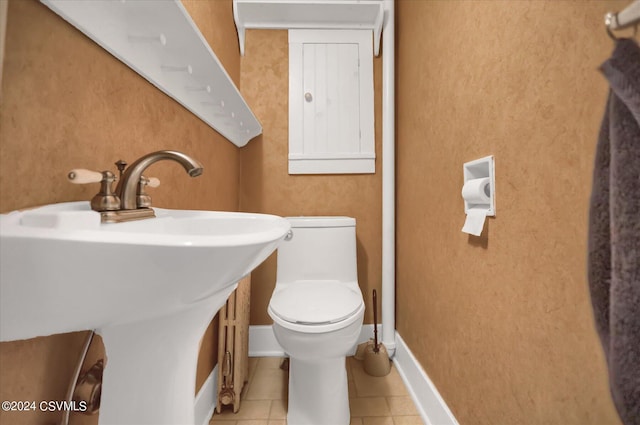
0, 201, 290, 425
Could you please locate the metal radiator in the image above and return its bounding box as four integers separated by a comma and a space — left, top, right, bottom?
216, 275, 251, 413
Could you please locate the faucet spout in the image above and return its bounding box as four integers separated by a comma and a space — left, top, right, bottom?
117, 150, 203, 210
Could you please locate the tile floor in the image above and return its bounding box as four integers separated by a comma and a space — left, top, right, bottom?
210, 356, 423, 425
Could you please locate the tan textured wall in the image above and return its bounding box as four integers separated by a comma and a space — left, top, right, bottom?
396, 1, 634, 424
0, 0, 239, 423
239, 30, 383, 325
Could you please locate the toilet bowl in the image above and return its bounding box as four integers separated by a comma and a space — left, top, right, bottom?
268, 217, 364, 425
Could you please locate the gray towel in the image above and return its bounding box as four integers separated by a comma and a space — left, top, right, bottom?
588, 38, 640, 425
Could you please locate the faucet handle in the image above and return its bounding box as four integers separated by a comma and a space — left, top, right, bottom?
137, 176, 160, 209
68, 169, 120, 212
67, 169, 104, 184
146, 177, 160, 188
92, 171, 120, 212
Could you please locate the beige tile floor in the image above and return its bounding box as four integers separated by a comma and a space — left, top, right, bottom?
210, 356, 423, 425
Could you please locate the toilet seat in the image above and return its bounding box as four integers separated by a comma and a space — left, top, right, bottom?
270, 281, 362, 325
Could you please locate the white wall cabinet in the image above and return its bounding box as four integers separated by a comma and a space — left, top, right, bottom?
288, 30, 375, 174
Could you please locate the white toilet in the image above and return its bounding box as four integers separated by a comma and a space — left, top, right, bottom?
268, 216, 365, 425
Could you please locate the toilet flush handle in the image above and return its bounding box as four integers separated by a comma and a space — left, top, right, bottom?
284, 230, 293, 241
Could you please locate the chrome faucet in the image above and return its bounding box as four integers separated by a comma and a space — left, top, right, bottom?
68, 150, 203, 223
115, 150, 203, 210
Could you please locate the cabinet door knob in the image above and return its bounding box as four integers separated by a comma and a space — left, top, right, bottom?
304, 92, 313, 102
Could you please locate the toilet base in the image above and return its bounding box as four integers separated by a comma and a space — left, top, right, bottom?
287, 356, 350, 425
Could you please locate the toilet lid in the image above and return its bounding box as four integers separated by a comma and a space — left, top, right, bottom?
270, 282, 362, 325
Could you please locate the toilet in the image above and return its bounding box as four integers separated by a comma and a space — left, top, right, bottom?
268, 216, 365, 425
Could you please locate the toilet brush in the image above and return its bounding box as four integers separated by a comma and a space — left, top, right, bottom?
363, 289, 391, 377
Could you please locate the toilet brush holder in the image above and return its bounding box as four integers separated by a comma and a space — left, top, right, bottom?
363, 343, 391, 377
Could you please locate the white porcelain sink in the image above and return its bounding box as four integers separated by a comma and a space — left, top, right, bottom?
0, 201, 290, 424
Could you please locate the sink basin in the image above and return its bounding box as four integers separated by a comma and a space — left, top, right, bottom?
0, 201, 290, 424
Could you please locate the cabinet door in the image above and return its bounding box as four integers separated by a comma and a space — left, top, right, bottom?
289, 30, 374, 174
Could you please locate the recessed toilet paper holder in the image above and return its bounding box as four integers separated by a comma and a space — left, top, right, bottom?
462, 155, 495, 216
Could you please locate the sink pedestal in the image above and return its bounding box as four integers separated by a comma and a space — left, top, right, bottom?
97, 287, 235, 425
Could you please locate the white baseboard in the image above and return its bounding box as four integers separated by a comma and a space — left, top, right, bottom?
249, 325, 285, 356
194, 364, 218, 425
393, 333, 458, 425
248, 324, 382, 357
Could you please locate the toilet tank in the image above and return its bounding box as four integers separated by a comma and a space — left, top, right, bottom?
276, 216, 357, 284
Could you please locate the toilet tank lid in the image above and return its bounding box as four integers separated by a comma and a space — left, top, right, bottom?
286, 216, 355, 228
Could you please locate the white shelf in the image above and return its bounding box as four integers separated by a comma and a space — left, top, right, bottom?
41, 0, 262, 147
233, 0, 385, 56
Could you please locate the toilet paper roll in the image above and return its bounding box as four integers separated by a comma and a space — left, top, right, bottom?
461, 177, 491, 204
